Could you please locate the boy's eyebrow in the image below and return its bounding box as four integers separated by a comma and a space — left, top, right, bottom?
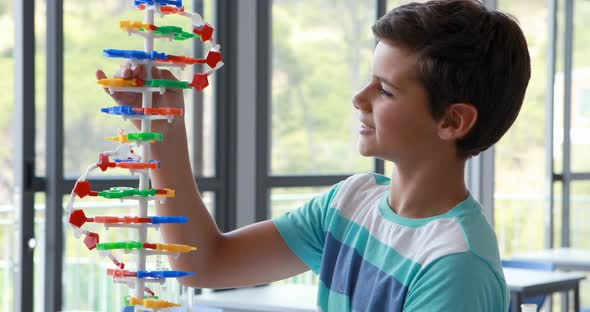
374, 75, 400, 90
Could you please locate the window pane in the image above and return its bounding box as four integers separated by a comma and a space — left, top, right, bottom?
570, 0, 590, 172
387, 0, 427, 11
271, 1, 375, 175
34, 193, 45, 312
570, 182, 590, 312
35, 0, 46, 177
494, 0, 547, 257
63, 1, 213, 178
270, 186, 330, 286
62, 191, 215, 311
1, 2, 15, 310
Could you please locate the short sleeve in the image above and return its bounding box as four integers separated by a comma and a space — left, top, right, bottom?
403, 252, 508, 312
272, 182, 343, 274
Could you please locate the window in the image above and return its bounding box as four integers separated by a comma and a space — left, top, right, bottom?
494, 0, 547, 257
0, 1, 16, 310
10, 0, 222, 310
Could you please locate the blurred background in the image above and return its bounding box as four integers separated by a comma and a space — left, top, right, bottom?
2, 0, 590, 311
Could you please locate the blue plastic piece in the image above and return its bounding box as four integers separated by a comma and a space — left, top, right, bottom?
122, 306, 135, 312
148, 160, 161, 169
150, 216, 187, 224
101, 105, 141, 116
136, 270, 195, 279
104, 49, 167, 61
134, 0, 183, 8
113, 159, 136, 163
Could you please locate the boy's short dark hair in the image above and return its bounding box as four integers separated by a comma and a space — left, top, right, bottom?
372, 0, 531, 157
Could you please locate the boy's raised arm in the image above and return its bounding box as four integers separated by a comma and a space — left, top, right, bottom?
97, 65, 308, 289
150, 121, 309, 288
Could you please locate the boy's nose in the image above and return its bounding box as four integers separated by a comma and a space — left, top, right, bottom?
352, 87, 371, 112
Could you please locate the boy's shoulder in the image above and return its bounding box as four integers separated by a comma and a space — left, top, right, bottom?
329, 173, 390, 211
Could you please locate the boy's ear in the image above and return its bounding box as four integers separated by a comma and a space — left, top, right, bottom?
437, 103, 478, 141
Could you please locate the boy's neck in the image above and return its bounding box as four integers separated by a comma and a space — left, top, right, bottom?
387, 156, 468, 219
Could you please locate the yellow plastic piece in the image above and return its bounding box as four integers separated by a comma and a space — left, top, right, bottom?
154, 243, 197, 253
105, 133, 130, 143
155, 188, 175, 198
120, 20, 152, 31
97, 78, 141, 88
128, 297, 180, 309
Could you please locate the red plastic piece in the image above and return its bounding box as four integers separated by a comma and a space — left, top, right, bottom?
189, 73, 209, 91
84, 232, 100, 250
94, 216, 152, 224
155, 189, 167, 195
97, 153, 116, 171
74, 180, 91, 198
143, 243, 157, 249
158, 55, 199, 65
116, 261, 125, 270
193, 23, 214, 42
69, 209, 88, 227
136, 79, 145, 87
116, 162, 159, 170
205, 50, 222, 68
141, 107, 182, 116
145, 288, 155, 297
94, 216, 122, 223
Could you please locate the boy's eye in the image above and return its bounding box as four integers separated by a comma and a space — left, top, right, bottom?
378, 86, 393, 97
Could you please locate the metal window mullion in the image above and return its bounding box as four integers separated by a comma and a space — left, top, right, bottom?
215, 0, 238, 232
267, 175, 352, 188
561, 0, 574, 248
191, 0, 204, 176
545, 0, 558, 249
45, 0, 64, 310
255, 0, 271, 221
14, 1, 36, 311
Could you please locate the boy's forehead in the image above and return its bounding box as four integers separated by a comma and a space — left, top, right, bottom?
372, 41, 417, 85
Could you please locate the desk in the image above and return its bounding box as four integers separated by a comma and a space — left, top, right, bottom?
513, 248, 590, 271
193, 269, 586, 312
193, 285, 317, 312
504, 268, 586, 312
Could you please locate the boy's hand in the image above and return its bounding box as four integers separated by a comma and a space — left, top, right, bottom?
96, 61, 186, 135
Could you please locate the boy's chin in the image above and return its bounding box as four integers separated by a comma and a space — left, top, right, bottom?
358, 145, 376, 157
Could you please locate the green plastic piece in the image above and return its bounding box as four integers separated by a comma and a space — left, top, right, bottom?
97, 241, 143, 251
123, 296, 131, 306
127, 132, 163, 142
98, 187, 156, 199
154, 26, 182, 35
146, 79, 190, 89
152, 26, 197, 41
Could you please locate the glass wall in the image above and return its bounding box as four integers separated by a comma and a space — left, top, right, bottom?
270, 0, 376, 175
0, 2, 15, 310
494, 0, 548, 257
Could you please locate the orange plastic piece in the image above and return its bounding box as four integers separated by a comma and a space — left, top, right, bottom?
119, 20, 156, 31
107, 268, 137, 278
97, 78, 145, 88
153, 243, 197, 253
128, 297, 180, 309
137, 4, 184, 15
155, 188, 175, 197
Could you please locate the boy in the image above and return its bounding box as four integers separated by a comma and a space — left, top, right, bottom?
97, 0, 530, 310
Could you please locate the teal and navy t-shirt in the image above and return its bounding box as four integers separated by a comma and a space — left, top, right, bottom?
272, 173, 508, 311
